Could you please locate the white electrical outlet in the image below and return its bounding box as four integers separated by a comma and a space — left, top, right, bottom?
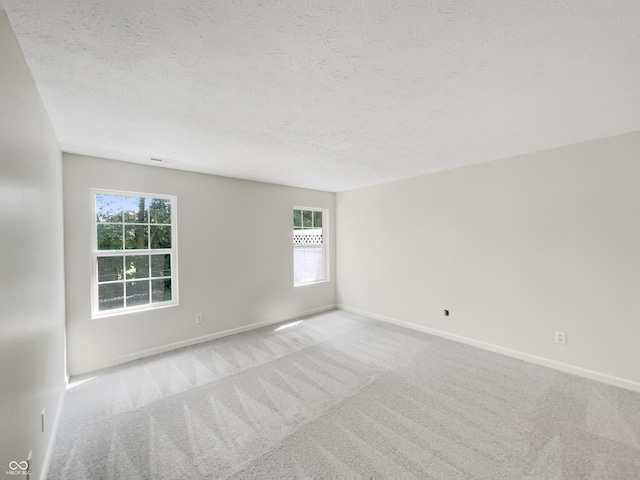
195, 314, 203, 324
555, 331, 566, 345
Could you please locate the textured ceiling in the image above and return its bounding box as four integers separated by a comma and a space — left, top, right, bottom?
3, 1, 640, 192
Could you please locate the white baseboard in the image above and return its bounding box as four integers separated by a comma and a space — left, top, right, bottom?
338, 304, 640, 394
40, 385, 66, 480
69, 304, 336, 376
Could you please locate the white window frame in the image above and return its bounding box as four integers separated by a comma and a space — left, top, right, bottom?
293, 206, 329, 287
91, 189, 179, 318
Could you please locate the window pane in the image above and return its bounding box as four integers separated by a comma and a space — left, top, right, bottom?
294, 265, 304, 283
293, 207, 326, 286
94, 191, 177, 316
304, 249, 315, 263
97, 224, 123, 250
96, 194, 122, 223
150, 226, 171, 249
304, 264, 315, 280
99, 283, 124, 311
293, 210, 302, 227
123, 196, 148, 223
151, 279, 172, 303
303, 210, 312, 227
149, 199, 171, 224
124, 225, 148, 249
125, 255, 149, 279
125, 281, 149, 307
151, 254, 171, 277
98, 256, 124, 282
316, 263, 325, 281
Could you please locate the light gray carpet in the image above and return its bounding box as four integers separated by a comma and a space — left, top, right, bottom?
49, 310, 640, 479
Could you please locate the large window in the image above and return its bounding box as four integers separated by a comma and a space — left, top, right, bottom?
92, 190, 177, 317
293, 207, 328, 286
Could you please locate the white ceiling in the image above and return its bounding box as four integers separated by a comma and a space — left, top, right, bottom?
3, 1, 640, 192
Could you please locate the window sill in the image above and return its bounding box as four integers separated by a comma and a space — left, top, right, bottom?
294, 279, 330, 288
92, 300, 178, 319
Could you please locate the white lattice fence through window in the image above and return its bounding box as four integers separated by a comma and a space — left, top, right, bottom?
293, 234, 323, 246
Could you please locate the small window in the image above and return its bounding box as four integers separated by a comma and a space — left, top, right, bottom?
293, 207, 328, 286
92, 190, 178, 317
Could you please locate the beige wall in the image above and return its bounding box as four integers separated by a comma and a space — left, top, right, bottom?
0, 10, 66, 479
336, 131, 640, 390
63, 154, 336, 374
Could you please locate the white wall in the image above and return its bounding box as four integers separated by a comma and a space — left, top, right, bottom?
0, 10, 66, 479
63, 154, 336, 374
336, 131, 640, 390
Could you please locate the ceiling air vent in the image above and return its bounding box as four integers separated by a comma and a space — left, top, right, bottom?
150, 157, 178, 164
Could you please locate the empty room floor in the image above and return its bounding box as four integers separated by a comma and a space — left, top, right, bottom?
49, 310, 640, 479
